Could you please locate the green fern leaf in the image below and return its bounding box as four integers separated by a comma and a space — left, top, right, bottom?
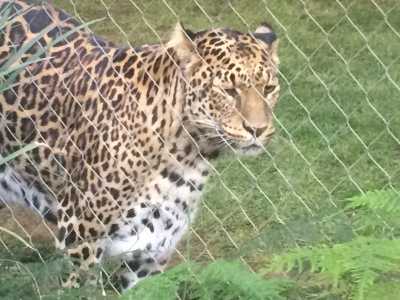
268, 237, 400, 299
122, 260, 292, 300
345, 190, 400, 237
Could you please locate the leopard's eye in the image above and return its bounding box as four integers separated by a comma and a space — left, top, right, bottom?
263, 85, 275, 95
224, 88, 239, 98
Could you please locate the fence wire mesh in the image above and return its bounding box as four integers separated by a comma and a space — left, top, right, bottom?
0, 0, 399, 299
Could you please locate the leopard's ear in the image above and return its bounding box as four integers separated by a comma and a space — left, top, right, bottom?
168, 22, 197, 63
254, 22, 279, 64
254, 23, 277, 44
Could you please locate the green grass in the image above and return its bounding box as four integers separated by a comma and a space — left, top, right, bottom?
1, 0, 400, 299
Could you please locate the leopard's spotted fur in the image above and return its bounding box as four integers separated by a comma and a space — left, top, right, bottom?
0, 0, 280, 291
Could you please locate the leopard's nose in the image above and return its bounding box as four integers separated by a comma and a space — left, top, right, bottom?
242, 121, 268, 138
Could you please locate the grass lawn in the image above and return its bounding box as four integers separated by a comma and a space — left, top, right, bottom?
1, 0, 400, 299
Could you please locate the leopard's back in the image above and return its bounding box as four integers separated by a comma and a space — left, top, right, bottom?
0, 1, 128, 216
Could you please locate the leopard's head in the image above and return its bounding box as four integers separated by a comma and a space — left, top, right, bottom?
169, 23, 279, 156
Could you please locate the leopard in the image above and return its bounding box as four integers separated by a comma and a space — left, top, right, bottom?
0, 0, 280, 292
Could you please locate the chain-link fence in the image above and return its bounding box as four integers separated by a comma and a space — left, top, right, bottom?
0, 0, 399, 299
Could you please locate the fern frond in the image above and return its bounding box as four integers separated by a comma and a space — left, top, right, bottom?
345, 190, 400, 212
345, 190, 400, 236
268, 237, 400, 300
122, 260, 292, 300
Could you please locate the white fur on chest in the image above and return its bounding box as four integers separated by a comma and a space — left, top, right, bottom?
104, 161, 208, 261
146, 161, 208, 218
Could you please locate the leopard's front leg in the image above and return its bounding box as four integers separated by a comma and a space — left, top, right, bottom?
61, 241, 105, 288
56, 186, 107, 288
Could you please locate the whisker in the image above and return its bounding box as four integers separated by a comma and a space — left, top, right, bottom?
191, 119, 219, 130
